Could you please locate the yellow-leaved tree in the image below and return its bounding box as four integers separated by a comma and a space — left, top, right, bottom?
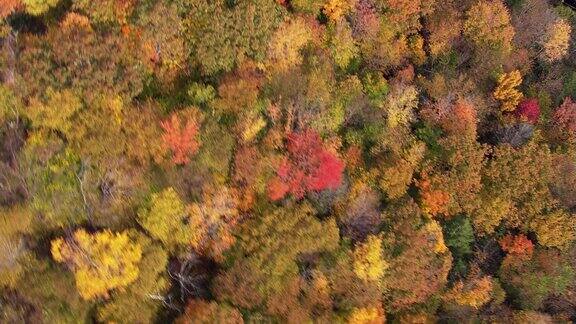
22, 0, 59, 15
384, 84, 419, 128
542, 19, 572, 62
267, 17, 313, 72
529, 209, 576, 249
25, 88, 82, 138
493, 70, 523, 112
329, 19, 359, 69
443, 276, 494, 309
347, 305, 386, 324
323, 0, 354, 22
352, 235, 388, 284
138, 187, 195, 251
463, 0, 515, 53
51, 229, 142, 300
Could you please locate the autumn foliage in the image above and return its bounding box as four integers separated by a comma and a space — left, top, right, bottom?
554, 97, 576, 140
268, 130, 345, 200
51, 229, 142, 300
543, 19, 571, 62
493, 70, 523, 112
514, 98, 540, 123
464, 0, 515, 53
176, 299, 243, 324
499, 234, 534, 256
0, 0, 21, 18
443, 276, 494, 309
6, 0, 576, 322
160, 112, 200, 165
416, 173, 451, 217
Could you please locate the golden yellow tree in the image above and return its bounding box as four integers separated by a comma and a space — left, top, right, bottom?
267, 17, 313, 72
529, 209, 576, 249
424, 220, 449, 254
493, 70, 523, 112
463, 0, 515, 53
347, 305, 386, 324
443, 276, 494, 309
352, 235, 388, 284
51, 229, 142, 300
323, 0, 355, 22
542, 19, 571, 62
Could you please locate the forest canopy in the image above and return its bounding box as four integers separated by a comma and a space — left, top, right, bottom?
2, 0, 576, 322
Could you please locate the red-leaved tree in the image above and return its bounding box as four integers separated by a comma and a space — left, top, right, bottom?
160, 113, 200, 165
268, 130, 345, 200
554, 97, 576, 138
351, 0, 380, 39
514, 98, 540, 124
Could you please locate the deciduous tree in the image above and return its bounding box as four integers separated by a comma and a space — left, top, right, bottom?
553, 97, 576, 141
188, 186, 240, 261
329, 19, 358, 69
268, 130, 345, 200
22, 0, 58, 15
500, 234, 534, 256
443, 276, 494, 309
51, 229, 142, 300
337, 181, 381, 242
138, 188, 193, 251
0, 206, 33, 288
323, 0, 354, 21
499, 248, 574, 310
183, 0, 283, 75
352, 235, 387, 284
25, 88, 82, 138
267, 17, 313, 72
19, 12, 145, 100
514, 99, 540, 124
542, 19, 571, 62
0, 0, 21, 18
161, 112, 201, 165
72, 0, 138, 24
214, 203, 339, 312
529, 209, 576, 249
347, 305, 386, 324
96, 234, 169, 323
464, 0, 515, 54
425, 0, 461, 57
493, 70, 523, 112
176, 299, 243, 324
382, 201, 452, 310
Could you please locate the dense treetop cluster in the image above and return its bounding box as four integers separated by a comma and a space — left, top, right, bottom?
2, 0, 576, 322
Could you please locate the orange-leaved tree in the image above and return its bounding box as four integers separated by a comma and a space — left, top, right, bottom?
161, 111, 201, 165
